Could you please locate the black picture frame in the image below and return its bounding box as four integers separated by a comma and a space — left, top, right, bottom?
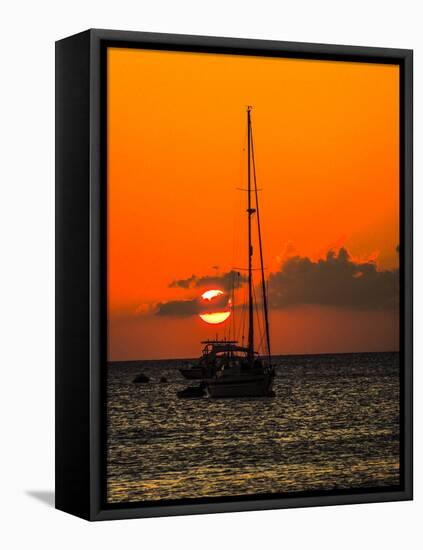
55, 28, 413, 521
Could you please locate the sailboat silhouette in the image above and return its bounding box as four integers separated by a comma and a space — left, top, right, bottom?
179, 107, 275, 398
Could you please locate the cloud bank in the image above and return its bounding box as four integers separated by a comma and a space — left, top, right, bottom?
155, 247, 399, 317
169, 270, 246, 292
156, 290, 230, 317
268, 247, 399, 311
155, 298, 199, 317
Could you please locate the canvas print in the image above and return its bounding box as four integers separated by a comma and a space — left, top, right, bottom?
106, 47, 400, 505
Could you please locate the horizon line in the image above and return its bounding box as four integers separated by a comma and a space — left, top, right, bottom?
108, 349, 400, 364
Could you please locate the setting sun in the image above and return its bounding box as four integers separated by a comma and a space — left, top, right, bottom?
198, 289, 232, 325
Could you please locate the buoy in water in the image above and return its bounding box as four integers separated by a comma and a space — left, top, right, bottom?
133, 373, 150, 384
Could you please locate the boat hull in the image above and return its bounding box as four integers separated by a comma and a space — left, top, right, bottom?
206, 373, 274, 398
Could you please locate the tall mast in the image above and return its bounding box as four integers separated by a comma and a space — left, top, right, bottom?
251, 131, 271, 364
247, 106, 255, 361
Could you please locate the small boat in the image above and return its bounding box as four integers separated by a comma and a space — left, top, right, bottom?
177, 383, 207, 399
132, 373, 150, 384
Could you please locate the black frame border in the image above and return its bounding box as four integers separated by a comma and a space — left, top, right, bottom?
59, 29, 413, 521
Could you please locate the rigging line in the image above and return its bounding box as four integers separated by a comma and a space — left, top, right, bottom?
247, 106, 254, 361
234, 286, 243, 340
232, 125, 248, 275
229, 124, 247, 345
251, 126, 272, 364
254, 280, 264, 353
228, 271, 236, 342
231, 183, 241, 272
240, 285, 247, 346
252, 284, 260, 353
234, 271, 240, 341
235, 116, 251, 348
253, 282, 265, 354
257, 324, 266, 356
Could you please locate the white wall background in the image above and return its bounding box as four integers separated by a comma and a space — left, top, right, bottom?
0, 1, 420, 548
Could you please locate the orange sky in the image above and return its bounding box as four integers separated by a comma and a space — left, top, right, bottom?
107, 47, 399, 361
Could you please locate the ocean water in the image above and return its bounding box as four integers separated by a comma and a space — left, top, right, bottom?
107, 352, 400, 504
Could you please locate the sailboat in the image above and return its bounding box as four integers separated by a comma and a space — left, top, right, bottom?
178, 107, 275, 398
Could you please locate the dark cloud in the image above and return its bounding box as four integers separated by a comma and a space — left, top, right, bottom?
158, 248, 398, 317
156, 298, 199, 317
169, 270, 246, 292
268, 247, 399, 311
169, 274, 197, 289
156, 292, 230, 317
